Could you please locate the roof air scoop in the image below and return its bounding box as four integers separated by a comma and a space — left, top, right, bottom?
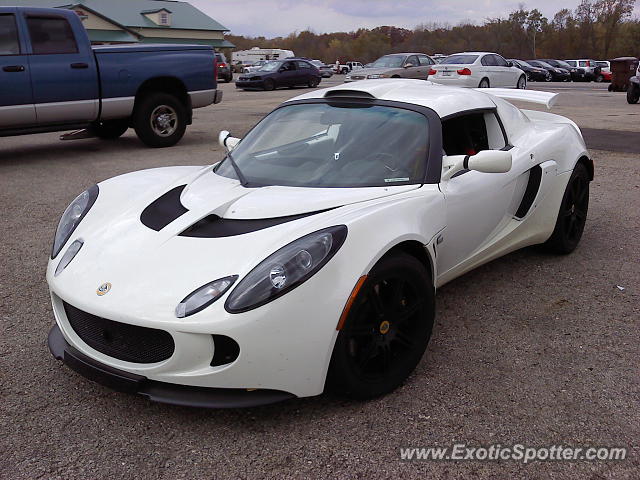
324, 90, 375, 99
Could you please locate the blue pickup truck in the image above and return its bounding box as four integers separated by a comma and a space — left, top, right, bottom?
0, 6, 221, 147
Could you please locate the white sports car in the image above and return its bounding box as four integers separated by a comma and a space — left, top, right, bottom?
47, 80, 593, 408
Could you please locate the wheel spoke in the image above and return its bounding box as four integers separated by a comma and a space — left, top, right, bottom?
380, 344, 392, 371
396, 300, 424, 324
347, 323, 374, 337
394, 330, 414, 349
357, 341, 379, 369
368, 289, 385, 317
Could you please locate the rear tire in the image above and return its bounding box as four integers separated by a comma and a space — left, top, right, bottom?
542, 163, 589, 254
478, 78, 490, 88
308, 77, 319, 88
327, 252, 435, 399
627, 85, 640, 104
133, 92, 187, 148
91, 119, 129, 140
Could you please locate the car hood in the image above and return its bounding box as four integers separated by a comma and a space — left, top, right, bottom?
180, 168, 419, 219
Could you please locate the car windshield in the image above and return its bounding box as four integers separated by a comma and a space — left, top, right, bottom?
257, 61, 282, 72
512, 60, 530, 68
553, 60, 572, 68
440, 54, 479, 65
215, 103, 429, 188
370, 55, 405, 68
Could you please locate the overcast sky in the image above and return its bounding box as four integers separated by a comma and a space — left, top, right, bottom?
189, 0, 640, 37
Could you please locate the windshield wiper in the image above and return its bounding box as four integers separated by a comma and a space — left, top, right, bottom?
225, 150, 249, 187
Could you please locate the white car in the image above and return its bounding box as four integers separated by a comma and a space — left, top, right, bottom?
431, 52, 527, 89
47, 80, 592, 407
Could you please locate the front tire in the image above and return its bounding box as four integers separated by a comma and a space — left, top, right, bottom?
627, 85, 640, 104
327, 252, 435, 399
308, 76, 319, 88
263, 78, 275, 91
133, 92, 187, 148
542, 163, 589, 254
517, 75, 527, 89
91, 119, 129, 140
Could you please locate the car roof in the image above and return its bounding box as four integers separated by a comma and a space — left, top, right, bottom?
288, 79, 497, 118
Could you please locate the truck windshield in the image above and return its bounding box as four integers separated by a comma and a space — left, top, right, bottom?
215, 103, 429, 188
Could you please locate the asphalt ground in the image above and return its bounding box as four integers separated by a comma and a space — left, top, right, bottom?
1, 79, 638, 480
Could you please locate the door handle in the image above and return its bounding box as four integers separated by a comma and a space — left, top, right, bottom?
2, 65, 25, 72
70, 62, 89, 69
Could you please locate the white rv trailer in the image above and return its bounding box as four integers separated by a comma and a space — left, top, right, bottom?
232, 47, 295, 64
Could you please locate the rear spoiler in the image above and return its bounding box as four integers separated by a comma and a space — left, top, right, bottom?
474, 88, 559, 109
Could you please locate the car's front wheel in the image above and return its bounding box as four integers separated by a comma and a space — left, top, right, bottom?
327, 252, 434, 399
542, 162, 589, 254
263, 78, 275, 91
133, 92, 187, 148
308, 77, 319, 88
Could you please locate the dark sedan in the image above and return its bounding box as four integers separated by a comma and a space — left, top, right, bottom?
527, 60, 571, 82
540, 59, 582, 82
509, 59, 550, 81
236, 59, 322, 91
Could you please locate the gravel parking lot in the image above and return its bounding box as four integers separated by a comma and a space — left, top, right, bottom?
1, 79, 638, 479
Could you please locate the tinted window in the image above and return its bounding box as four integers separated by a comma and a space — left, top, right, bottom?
441, 54, 479, 65
27, 16, 77, 54
0, 14, 20, 55
282, 61, 296, 71
371, 55, 406, 68
494, 55, 508, 67
296, 61, 310, 69
481, 55, 495, 66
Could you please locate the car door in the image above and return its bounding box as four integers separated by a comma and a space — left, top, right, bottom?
437, 110, 523, 278
22, 10, 99, 124
494, 54, 517, 87
0, 10, 36, 128
403, 55, 423, 78
418, 55, 434, 79
296, 60, 312, 85
278, 60, 297, 86
480, 54, 498, 85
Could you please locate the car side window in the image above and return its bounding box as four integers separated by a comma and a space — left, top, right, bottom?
441, 111, 507, 157
0, 14, 20, 55
282, 61, 296, 71
481, 55, 493, 66
296, 61, 310, 69
405, 55, 419, 67
494, 55, 508, 67
26, 16, 78, 54
418, 55, 433, 66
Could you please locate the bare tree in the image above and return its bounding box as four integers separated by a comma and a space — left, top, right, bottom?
596, 0, 637, 57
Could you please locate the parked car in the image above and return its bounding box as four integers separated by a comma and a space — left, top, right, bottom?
345, 53, 435, 82
526, 60, 571, 82
46, 79, 593, 407
0, 7, 221, 147
311, 60, 334, 78
236, 58, 321, 90
564, 59, 600, 81
509, 59, 550, 81
215, 52, 232, 83
595, 61, 611, 82
334, 61, 364, 74
430, 52, 526, 88
538, 59, 578, 80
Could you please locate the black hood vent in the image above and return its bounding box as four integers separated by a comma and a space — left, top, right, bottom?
140, 185, 189, 231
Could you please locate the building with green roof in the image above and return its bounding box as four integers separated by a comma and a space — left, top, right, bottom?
0, 0, 234, 48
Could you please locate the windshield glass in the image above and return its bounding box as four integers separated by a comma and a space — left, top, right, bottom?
370, 55, 405, 68
440, 54, 479, 65
215, 103, 429, 188
257, 61, 282, 72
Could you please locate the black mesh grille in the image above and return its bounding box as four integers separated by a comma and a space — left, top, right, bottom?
63, 302, 175, 364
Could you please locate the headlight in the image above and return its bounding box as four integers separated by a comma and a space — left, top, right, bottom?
367, 74, 383, 79
176, 275, 238, 318
54, 239, 83, 276
52, 185, 98, 259
225, 225, 347, 313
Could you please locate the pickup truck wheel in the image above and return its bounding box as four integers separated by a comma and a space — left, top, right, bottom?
133, 92, 187, 148
91, 119, 129, 140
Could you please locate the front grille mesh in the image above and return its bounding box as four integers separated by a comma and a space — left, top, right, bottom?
63, 302, 174, 364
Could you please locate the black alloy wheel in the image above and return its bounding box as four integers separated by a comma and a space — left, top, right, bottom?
543, 163, 589, 254
327, 252, 434, 399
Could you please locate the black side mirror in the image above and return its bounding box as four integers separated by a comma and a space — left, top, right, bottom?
506, 61, 513, 67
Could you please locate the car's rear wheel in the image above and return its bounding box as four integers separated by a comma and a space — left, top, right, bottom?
308, 77, 319, 88
133, 92, 187, 148
478, 78, 490, 88
627, 85, 640, 104
91, 119, 129, 140
542, 163, 589, 254
517, 75, 527, 89
327, 252, 434, 399
263, 78, 275, 91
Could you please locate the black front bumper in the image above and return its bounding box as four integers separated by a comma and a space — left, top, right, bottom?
48, 325, 295, 408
